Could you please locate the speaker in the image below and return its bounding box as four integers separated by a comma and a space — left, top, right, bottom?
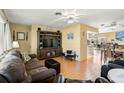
38, 27, 41, 30
26, 32, 28, 40
57, 30, 60, 33
13, 30, 15, 41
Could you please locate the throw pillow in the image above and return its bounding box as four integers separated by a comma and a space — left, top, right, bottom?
21, 53, 31, 62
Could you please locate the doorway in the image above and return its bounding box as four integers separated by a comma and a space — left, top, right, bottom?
87, 31, 98, 59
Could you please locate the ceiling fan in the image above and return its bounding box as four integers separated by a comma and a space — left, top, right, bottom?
100, 21, 124, 29
53, 9, 86, 24
99, 20, 124, 32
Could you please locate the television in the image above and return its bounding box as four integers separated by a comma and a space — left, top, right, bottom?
43, 37, 59, 48
116, 31, 124, 41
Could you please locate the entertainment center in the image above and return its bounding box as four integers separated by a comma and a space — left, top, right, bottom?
37, 28, 62, 60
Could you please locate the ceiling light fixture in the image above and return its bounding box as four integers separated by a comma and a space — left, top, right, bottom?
55, 12, 62, 16
54, 9, 86, 24
67, 17, 74, 24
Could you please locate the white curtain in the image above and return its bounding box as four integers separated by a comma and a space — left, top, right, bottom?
0, 22, 5, 55
0, 9, 12, 55
4, 23, 12, 51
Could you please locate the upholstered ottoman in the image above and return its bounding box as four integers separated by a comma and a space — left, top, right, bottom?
45, 59, 60, 74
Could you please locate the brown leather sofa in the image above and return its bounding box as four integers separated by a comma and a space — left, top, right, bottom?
0, 50, 56, 83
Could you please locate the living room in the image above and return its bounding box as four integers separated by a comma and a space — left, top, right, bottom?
1, 0, 124, 93
1, 9, 124, 84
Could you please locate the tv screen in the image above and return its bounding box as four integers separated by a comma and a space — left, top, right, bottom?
43, 37, 59, 48
116, 31, 124, 41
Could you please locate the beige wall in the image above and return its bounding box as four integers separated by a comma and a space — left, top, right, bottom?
30, 24, 59, 54
80, 24, 87, 61
10, 23, 98, 61
61, 23, 81, 61
99, 32, 115, 43
61, 23, 98, 61
10, 23, 31, 53
80, 24, 98, 61
10, 24, 59, 53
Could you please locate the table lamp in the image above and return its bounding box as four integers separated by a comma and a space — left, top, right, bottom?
12, 41, 19, 49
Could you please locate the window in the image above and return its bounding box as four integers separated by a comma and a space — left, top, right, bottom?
4, 23, 12, 51
0, 10, 12, 55
0, 22, 12, 55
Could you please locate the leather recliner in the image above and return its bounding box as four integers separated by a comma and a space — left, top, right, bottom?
101, 60, 124, 79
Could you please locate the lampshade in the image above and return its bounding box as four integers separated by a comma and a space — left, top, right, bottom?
12, 41, 19, 48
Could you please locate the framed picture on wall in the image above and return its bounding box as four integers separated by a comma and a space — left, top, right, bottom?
67, 32, 74, 40
116, 31, 124, 41
17, 32, 25, 40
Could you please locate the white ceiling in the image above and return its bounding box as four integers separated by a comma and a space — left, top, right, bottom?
4, 9, 124, 30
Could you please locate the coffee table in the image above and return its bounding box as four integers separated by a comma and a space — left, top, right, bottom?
107, 68, 124, 83
45, 59, 60, 74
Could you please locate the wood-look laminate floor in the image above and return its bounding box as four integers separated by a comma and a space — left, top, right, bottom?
40, 48, 102, 81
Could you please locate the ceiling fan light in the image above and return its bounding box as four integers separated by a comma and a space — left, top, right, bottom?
110, 26, 116, 29
67, 19, 74, 24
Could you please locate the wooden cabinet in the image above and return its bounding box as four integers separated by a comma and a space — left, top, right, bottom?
37, 30, 62, 60
37, 48, 62, 60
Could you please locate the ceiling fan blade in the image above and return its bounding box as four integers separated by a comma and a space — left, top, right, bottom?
102, 21, 117, 28
73, 18, 78, 22
62, 10, 87, 17
49, 17, 66, 24
72, 9, 77, 13
119, 24, 124, 27
108, 24, 116, 27
74, 20, 79, 23
75, 14, 87, 17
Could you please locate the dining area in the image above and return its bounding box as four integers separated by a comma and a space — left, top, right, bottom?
100, 43, 124, 83
101, 43, 124, 64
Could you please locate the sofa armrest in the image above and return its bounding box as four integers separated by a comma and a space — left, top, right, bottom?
109, 60, 124, 66
101, 64, 111, 79
21, 75, 32, 83
28, 67, 56, 83
25, 58, 44, 70
108, 63, 124, 69
28, 54, 37, 59
95, 77, 110, 83
101, 63, 124, 79
0, 74, 9, 83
